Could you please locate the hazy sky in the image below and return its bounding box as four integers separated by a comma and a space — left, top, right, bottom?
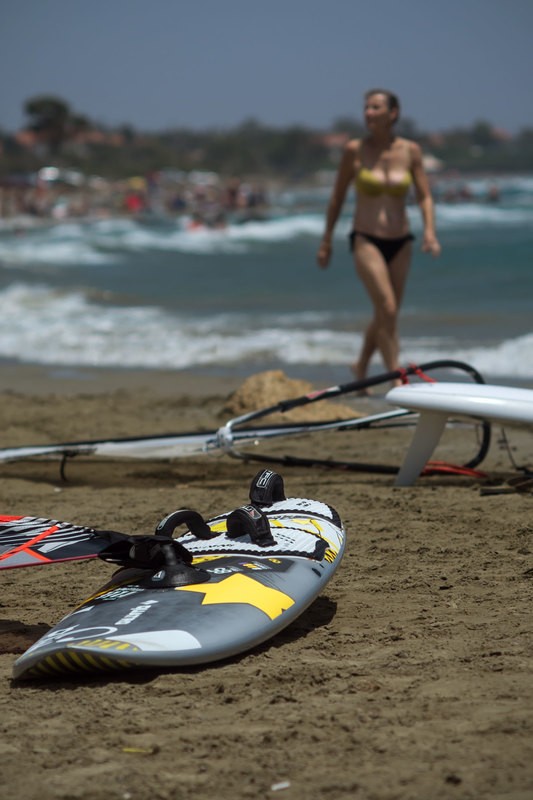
1, 0, 532, 135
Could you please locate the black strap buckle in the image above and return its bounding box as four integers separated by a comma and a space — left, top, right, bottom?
98, 508, 214, 573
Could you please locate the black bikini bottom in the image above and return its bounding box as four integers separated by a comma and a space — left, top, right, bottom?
349, 230, 415, 264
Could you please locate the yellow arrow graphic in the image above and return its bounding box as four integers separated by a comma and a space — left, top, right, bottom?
175, 573, 294, 620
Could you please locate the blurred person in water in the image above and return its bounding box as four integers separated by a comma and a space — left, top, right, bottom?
317, 89, 440, 385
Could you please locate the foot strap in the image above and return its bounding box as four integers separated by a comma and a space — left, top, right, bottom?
98, 533, 193, 570
226, 504, 275, 546
249, 469, 286, 506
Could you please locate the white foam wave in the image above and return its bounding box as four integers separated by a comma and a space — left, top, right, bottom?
0, 283, 531, 379
0, 283, 356, 370
453, 175, 533, 196
227, 214, 325, 242
94, 214, 326, 253
92, 218, 247, 254
1, 202, 532, 268
431, 203, 533, 228
0, 224, 117, 266
401, 332, 533, 379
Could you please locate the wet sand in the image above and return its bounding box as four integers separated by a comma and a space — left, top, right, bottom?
1, 365, 532, 799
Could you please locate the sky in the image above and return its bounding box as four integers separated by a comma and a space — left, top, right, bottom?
1, 0, 532, 136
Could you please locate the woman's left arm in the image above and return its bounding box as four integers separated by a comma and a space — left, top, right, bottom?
410, 142, 441, 257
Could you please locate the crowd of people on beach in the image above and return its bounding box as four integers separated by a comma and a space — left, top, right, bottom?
431, 179, 500, 204
0, 169, 270, 227
0, 163, 502, 230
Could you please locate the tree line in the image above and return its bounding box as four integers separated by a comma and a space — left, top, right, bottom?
2, 94, 533, 180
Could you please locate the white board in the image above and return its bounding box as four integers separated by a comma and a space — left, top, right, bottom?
386, 382, 533, 426
385, 382, 533, 486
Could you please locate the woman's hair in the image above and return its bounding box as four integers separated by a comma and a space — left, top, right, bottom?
365, 89, 400, 120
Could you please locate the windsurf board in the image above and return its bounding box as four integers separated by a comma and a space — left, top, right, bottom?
0, 515, 125, 570
12, 470, 346, 679
386, 382, 533, 426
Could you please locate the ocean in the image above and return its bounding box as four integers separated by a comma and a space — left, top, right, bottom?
0, 173, 532, 387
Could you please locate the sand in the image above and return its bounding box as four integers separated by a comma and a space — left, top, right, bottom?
1, 365, 532, 800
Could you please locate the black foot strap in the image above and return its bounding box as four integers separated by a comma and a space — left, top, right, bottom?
98, 533, 193, 570
226, 505, 275, 547
155, 508, 215, 539
249, 469, 286, 506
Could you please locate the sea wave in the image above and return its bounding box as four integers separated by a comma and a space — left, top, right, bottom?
401, 333, 533, 380
432, 203, 533, 228
0, 223, 118, 267
1, 200, 533, 268
0, 283, 531, 380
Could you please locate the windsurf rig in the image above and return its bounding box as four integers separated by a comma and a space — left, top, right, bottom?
0, 359, 490, 480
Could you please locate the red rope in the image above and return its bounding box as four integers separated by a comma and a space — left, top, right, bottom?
398, 367, 409, 384
422, 460, 488, 478
407, 363, 437, 383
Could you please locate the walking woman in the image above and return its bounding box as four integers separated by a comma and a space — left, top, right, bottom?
317, 89, 441, 384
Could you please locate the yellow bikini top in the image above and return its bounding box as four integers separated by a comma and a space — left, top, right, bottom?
355, 167, 412, 197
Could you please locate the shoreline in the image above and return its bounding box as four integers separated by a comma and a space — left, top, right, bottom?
0, 361, 245, 398
2, 359, 532, 399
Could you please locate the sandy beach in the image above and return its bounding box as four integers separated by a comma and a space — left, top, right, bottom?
1, 364, 532, 800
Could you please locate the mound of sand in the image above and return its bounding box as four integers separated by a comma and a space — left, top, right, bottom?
222, 370, 359, 423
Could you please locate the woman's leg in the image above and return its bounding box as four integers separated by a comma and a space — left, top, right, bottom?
353, 237, 412, 380
351, 318, 377, 381
385, 242, 412, 384
388, 242, 412, 308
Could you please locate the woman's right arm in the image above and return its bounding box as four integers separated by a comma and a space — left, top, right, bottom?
317, 141, 357, 269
